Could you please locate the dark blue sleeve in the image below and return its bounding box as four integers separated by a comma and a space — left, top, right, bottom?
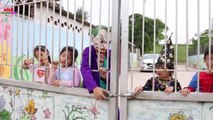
143, 79, 152, 91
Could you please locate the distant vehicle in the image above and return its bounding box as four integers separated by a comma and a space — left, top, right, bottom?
140, 54, 159, 71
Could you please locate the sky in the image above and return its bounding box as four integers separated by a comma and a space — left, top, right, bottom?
61, 0, 213, 44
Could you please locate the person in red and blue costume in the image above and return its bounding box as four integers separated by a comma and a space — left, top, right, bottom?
182, 45, 213, 96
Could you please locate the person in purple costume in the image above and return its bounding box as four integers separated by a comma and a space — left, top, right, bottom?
81, 26, 111, 100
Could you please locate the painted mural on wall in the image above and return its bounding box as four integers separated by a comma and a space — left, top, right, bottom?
203, 103, 213, 120
127, 100, 205, 120
188, 54, 207, 70
0, 83, 109, 120
0, 0, 91, 81
0, 0, 12, 79
0, 85, 13, 120
55, 94, 108, 120
10, 15, 90, 82
14, 87, 54, 120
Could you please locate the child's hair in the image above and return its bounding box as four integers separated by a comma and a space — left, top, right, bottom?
204, 45, 213, 59
60, 46, 78, 66
33, 45, 51, 63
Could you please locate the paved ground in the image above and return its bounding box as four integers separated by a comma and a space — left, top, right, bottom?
127, 64, 196, 90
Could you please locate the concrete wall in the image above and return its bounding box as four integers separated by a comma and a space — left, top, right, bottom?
0, 80, 109, 120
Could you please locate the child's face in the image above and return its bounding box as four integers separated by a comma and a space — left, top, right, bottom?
34, 50, 49, 65
204, 54, 213, 70
155, 67, 170, 80
60, 51, 72, 67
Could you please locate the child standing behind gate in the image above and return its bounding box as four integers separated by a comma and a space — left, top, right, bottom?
23, 45, 52, 84
48, 46, 81, 87
181, 45, 213, 96
134, 35, 182, 95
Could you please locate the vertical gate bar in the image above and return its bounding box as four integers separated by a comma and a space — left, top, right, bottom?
45, 0, 48, 55
6, 7, 8, 65
164, 0, 167, 71
51, 0, 55, 62
39, 1, 42, 68
89, 0, 93, 67
174, 0, 178, 92
106, 0, 111, 92
81, 0, 85, 64
65, 0, 70, 69
142, 0, 146, 68
186, 0, 189, 70
72, 0, 76, 85
1, 8, 4, 65
120, 0, 129, 119
164, 0, 167, 70
208, 0, 212, 72
58, 0, 62, 84
152, 0, 156, 91
130, 0, 134, 90
27, 3, 31, 59
16, 6, 19, 79
21, 1, 25, 80
110, 0, 121, 119
10, 2, 15, 79
97, 0, 102, 71
45, 0, 48, 67
197, 0, 200, 92
32, 1, 36, 82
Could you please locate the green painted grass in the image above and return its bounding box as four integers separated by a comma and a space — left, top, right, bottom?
147, 44, 187, 63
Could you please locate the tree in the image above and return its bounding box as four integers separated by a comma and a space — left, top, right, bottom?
190, 29, 213, 48
129, 13, 168, 53
189, 29, 213, 55
76, 7, 89, 21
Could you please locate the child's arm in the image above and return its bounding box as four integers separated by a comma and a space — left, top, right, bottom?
181, 73, 198, 96
22, 59, 34, 69
134, 86, 143, 95
134, 78, 153, 96
186, 73, 198, 92
181, 88, 190, 96
164, 86, 174, 94
60, 67, 81, 87
47, 61, 58, 85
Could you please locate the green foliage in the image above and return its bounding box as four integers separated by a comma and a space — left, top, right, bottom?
190, 29, 213, 49
148, 44, 186, 63
76, 7, 89, 21
129, 13, 168, 53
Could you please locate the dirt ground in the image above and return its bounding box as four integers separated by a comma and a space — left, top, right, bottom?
127, 64, 196, 90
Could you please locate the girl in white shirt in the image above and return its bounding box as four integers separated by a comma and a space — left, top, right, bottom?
23, 45, 51, 84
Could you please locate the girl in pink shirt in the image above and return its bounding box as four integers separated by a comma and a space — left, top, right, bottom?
48, 46, 81, 87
